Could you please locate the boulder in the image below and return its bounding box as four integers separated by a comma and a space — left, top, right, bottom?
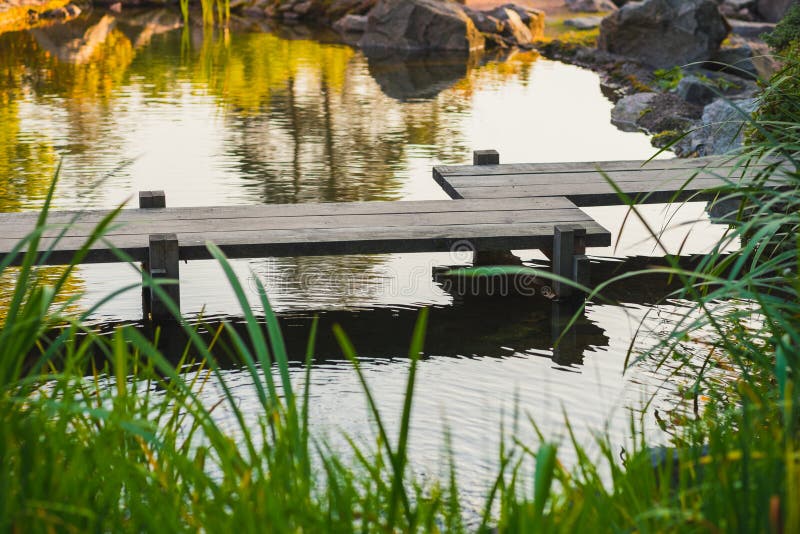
462, 8, 503, 33
719, 0, 758, 19
333, 13, 367, 32
483, 4, 545, 43
359, 0, 485, 52
598, 0, 730, 68
756, 0, 797, 21
566, 0, 618, 12
637, 92, 703, 133
481, 4, 544, 45
610, 92, 658, 131
690, 97, 757, 155
675, 74, 717, 105
564, 16, 604, 29
326, 0, 376, 19
710, 36, 778, 79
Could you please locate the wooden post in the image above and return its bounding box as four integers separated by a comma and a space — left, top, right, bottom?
139, 191, 167, 319
552, 225, 574, 299
147, 233, 180, 321
552, 225, 588, 300
472, 150, 509, 265
473, 149, 499, 166
139, 190, 166, 209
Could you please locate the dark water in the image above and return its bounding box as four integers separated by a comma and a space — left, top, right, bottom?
0, 10, 736, 501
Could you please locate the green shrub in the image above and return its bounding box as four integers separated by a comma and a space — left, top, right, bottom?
764, 3, 800, 53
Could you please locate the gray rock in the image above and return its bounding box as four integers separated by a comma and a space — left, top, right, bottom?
333, 13, 367, 32
326, 0, 376, 18
462, 8, 503, 33
728, 19, 776, 38
565, 0, 618, 12
610, 92, 658, 131
690, 97, 757, 155
359, 0, 485, 52
757, 0, 797, 22
637, 92, 704, 133
598, 0, 730, 68
710, 36, 778, 79
675, 75, 717, 105
564, 16, 604, 29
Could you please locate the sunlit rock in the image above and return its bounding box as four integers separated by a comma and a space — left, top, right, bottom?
359, 0, 485, 52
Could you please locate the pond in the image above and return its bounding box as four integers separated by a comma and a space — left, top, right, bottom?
0, 9, 736, 511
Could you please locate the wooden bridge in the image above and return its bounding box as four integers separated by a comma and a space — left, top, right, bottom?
0, 150, 762, 321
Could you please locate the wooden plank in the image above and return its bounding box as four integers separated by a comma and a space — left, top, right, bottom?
0, 197, 580, 227
434, 156, 749, 177
0, 220, 611, 266
452, 177, 749, 203
444, 167, 765, 190
0, 207, 598, 240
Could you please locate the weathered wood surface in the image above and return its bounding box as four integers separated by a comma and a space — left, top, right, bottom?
433, 157, 777, 206
434, 156, 754, 177
0, 197, 611, 267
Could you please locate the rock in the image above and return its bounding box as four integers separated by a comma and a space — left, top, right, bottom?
610, 92, 658, 131
563, 16, 604, 29
690, 97, 757, 155
326, 0, 376, 19
727, 0, 757, 10
242, 6, 267, 17
719, 0, 758, 19
756, 0, 797, 22
333, 13, 367, 32
486, 6, 531, 44
293, 0, 314, 15
483, 4, 545, 43
359, 0, 485, 52
728, 19, 776, 38
598, 0, 730, 68
462, 8, 503, 33
637, 92, 703, 133
565, 0, 618, 12
41, 3, 81, 19
675, 74, 717, 105
710, 36, 778, 79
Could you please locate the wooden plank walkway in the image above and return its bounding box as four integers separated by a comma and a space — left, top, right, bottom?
1, 149, 771, 321
0, 196, 609, 266
434, 153, 773, 207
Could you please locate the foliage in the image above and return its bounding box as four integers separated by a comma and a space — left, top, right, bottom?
764, 3, 800, 53
653, 66, 683, 91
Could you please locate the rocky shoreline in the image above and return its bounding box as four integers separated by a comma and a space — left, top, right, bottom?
2, 0, 794, 156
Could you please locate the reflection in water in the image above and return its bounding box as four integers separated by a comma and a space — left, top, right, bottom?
0, 13, 721, 504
